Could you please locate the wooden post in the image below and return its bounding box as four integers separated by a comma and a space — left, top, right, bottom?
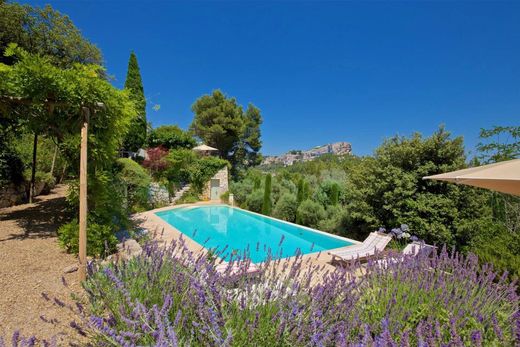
50, 144, 58, 177
29, 133, 38, 203
78, 107, 90, 281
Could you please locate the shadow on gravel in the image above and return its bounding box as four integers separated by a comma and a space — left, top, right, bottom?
0, 190, 72, 241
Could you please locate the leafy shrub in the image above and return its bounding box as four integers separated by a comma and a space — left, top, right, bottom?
83, 241, 520, 346
66, 169, 129, 235
147, 125, 196, 150
142, 146, 169, 179
273, 192, 298, 222
314, 179, 341, 207
116, 158, 151, 211
230, 178, 255, 206
297, 199, 326, 228
220, 190, 230, 203
57, 219, 118, 256
245, 190, 263, 213
318, 205, 346, 233
272, 177, 296, 203
189, 156, 228, 192
465, 221, 520, 279
176, 189, 200, 204
164, 148, 197, 186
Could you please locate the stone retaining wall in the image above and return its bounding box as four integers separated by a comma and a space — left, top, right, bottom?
0, 184, 27, 208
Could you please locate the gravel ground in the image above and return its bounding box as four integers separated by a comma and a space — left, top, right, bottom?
0, 185, 87, 345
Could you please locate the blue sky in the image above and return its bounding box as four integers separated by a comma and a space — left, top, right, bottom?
22, 1, 520, 156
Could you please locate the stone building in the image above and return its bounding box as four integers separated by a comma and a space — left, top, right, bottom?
193, 144, 229, 201
201, 166, 229, 201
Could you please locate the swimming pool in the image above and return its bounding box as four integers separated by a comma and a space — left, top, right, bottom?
155, 205, 355, 263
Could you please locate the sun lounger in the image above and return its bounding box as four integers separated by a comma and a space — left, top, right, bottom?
329, 232, 392, 263
376, 241, 437, 268
401, 241, 436, 257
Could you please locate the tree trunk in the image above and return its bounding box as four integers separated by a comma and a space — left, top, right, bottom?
29, 133, 38, 203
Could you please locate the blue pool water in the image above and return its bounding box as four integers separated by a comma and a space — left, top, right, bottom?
155, 205, 353, 263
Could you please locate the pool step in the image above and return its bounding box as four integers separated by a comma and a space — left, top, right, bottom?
170, 184, 191, 205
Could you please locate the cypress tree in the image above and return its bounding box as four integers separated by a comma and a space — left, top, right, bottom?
253, 176, 261, 190
123, 52, 147, 152
303, 181, 310, 200
296, 178, 304, 205
330, 183, 339, 205
262, 174, 272, 215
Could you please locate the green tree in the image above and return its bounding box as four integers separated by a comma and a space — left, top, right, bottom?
0, 2, 102, 67
262, 174, 272, 215
477, 126, 520, 163
297, 199, 326, 229
273, 192, 298, 222
190, 90, 262, 176
234, 104, 263, 170
344, 126, 491, 245
148, 125, 195, 150
246, 190, 264, 213
330, 182, 340, 206
0, 2, 104, 192
123, 52, 147, 152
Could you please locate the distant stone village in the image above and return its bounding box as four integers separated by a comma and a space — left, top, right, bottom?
261, 141, 352, 166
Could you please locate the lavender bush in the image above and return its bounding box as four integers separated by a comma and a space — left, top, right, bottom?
82, 238, 519, 346
0, 332, 39, 347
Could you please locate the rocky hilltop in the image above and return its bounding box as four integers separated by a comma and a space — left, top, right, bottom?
262, 141, 352, 166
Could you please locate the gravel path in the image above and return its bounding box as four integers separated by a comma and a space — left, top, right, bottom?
0, 185, 86, 345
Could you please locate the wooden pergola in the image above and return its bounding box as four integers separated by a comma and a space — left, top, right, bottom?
1, 95, 103, 280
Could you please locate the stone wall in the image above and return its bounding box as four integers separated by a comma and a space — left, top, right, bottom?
149, 182, 170, 206
201, 166, 229, 201
0, 184, 26, 208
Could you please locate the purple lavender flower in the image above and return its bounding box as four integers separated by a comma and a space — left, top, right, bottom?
76, 238, 518, 346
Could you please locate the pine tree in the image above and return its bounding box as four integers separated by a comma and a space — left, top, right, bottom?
123, 52, 147, 152
262, 174, 272, 215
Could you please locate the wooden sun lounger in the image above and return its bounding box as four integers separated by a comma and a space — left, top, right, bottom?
401, 241, 436, 257
375, 241, 437, 269
329, 232, 392, 262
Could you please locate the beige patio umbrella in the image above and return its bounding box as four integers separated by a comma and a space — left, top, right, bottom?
423, 159, 520, 196
193, 144, 218, 152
